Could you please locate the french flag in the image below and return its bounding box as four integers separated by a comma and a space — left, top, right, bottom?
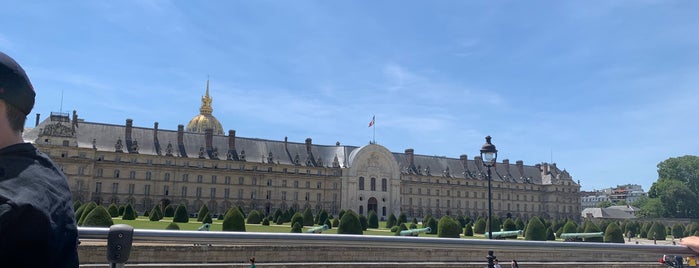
368, 115, 375, 127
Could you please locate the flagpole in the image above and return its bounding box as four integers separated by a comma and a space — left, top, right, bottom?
373, 115, 376, 144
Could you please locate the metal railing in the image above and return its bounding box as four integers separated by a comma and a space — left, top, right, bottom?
79, 226, 694, 256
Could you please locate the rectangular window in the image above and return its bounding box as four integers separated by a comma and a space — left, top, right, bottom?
146, 172, 152, 180
238, 189, 244, 199
182, 174, 189, 182
252, 178, 257, 185
95, 182, 102, 193
164, 185, 169, 196
305, 192, 310, 201
144, 185, 151, 196
317, 193, 321, 202
294, 192, 299, 201
210, 188, 216, 198
268, 179, 273, 186
211, 175, 217, 184
266, 190, 272, 200
181, 186, 187, 197
128, 184, 135, 195
251, 190, 256, 199
282, 180, 287, 187
96, 168, 103, 177
196, 187, 202, 198
224, 188, 230, 199
225, 176, 231, 184
129, 171, 135, 179
78, 166, 85, 175
282, 191, 287, 200
164, 173, 170, 181
238, 177, 244, 185
112, 183, 118, 194
294, 181, 299, 188
305, 181, 310, 188
317, 182, 322, 189
197, 175, 203, 183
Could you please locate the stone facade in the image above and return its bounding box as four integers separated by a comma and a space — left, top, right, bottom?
23, 88, 581, 221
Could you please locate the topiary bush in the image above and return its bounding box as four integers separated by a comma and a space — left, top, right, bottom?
122, 204, 137, 220
197, 204, 209, 222
464, 223, 474, 236
118, 205, 125, 216
397, 212, 408, 226
164, 204, 175, 217
324, 218, 332, 229
337, 210, 363, 235
648, 222, 666, 241
73, 200, 82, 212
604, 222, 624, 243
202, 213, 213, 224
290, 212, 304, 229
672, 224, 685, 239
77, 202, 98, 226
473, 217, 486, 234
437, 216, 461, 238
166, 222, 180, 230
82, 206, 114, 227
247, 210, 262, 224
316, 209, 328, 226
394, 223, 408, 236
368, 210, 379, 228
386, 213, 397, 229
583, 220, 603, 242
222, 207, 246, 232
524, 217, 546, 241
173, 204, 189, 223
262, 218, 270, 226
332, 217, 340, 227
546, 227, 556, 241
302, 207, 314, 226
107, 204, 119, 217
291, 222, 302, 233
359, 214, 369, 231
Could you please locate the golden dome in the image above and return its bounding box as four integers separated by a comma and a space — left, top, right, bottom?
186, 80, 224, 134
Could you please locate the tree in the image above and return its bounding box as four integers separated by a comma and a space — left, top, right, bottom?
202, 213, 213, 224
302, 207, 314, 226
597, 200, 613, 208
515, 217, 525, 231
359, 214, 369, 231
604, 222, 624, 243
197, 204, 209, 222
524, 217, 546, 241
648, 222, 666, 241
166, 222, 180, 230
82, 206, 114, 227
149, 205, 163, 221
386, 213, 397, 229
672, 223, 685, 238
473, 217, 486, 234
582, 220, 603, 242
649, 179, 699, 218
291, 222, 303, 233
247, 210, 262, 224
316, 209, 329, 226
397, 212, 408, 226
368, 210, 379, 228
437, 216, 461, 238
464, 223, 474, 236
122, 203, 137, 220
107, 204, 119, 217
164, 204, 175, 217
173, 204, 189, 223
561, 220, 578, 235
337, 210, 362, 235
546, 227, 556, 241
425, 217, 438, 234
656, 155, 699, 197
77, 202, 97, 226
222, 208, 246, 232
290, 212, 304, 229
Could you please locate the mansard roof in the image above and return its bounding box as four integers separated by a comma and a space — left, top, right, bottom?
24, 115, 577, 187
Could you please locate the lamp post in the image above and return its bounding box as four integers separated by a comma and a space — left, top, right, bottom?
480, 136, 497, 240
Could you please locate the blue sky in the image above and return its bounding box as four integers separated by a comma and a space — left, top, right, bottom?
2, 1, 698, 192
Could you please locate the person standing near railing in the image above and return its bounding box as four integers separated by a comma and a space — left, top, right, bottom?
0, 51, 79, 267
249, 257, 256, 268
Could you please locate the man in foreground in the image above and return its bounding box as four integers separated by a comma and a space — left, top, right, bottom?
0, 51, 79, 267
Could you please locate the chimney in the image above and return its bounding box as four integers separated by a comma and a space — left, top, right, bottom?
35, 113, 40, 127
205, 128, 214, 151
405, 148, 414, 166
460, 154, 468, 170
153, 122, 161, 155
503, 159, 510, 174
284, 136, 288, 150
125, 119, 134, 153
542, 163, 549, 175
305, 138, 312, 153
516, 160, 524, 176
177, 124, 187, 158
228, 130, 236, 149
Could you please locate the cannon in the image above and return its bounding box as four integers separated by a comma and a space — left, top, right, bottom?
197, 223, 211, 231
560, 232, 604, 241
484, 230, 523, 239
399, 227, 431, 236
306, 224, 329, 234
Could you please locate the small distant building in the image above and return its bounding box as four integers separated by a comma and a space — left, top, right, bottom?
581, 206, 639, 220
580, 184, 646, 209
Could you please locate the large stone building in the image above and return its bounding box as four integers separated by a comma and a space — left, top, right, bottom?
22, 84, 581, 221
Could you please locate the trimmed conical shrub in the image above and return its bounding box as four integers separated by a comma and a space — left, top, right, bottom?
202, 213, 213, 224
464, 223, 474, 236
77, 202, 98, 226
149, 205, 163, 221
291, 222, 303, 233
82, 206, 114, 227
302, 207, 314, 226
73, 200, 82, 212
524, 217, 546, 241
359, 214, 369, 231
122, 204, 137, 220
173, 204, 189, 223
368, 210, 379, 228
247, 210, 262, 224
197, 204, 209, 222
604, 222, 624, 243
107, 204, 119, 217
166, 222, 180, 230
222, 207, 246, 232
386, 213, 397, 229
164, 204, 175, 217
337, 210, 363, 235
438, 216, 461, 238
583, 221, 603, 242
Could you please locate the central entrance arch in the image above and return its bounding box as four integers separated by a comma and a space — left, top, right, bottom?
368, 197, 378, 214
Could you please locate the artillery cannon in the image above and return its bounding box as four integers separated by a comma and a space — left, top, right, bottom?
484, 230, 523, 239
306, 224, 329, 234
399, 227, 431, 236
560, 232, 604, 242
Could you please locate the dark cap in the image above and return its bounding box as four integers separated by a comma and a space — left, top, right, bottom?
0, 51, 35, 115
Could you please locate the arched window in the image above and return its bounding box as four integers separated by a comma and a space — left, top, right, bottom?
359, 177, 364, 190
381, 178, 387, 191
370, 177, 376, 191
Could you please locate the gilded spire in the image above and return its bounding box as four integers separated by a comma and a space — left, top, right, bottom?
200, 79, 213, 115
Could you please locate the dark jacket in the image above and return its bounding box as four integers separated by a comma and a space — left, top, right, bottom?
0, 143, 79, 267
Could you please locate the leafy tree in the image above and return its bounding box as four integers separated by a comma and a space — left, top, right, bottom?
173, 204, 189, 223
337, 210, 362, 235
524, 217, 546, 241
166, 222, 180, 230
197, 204, 209, 222
604, 222, 624, 243
656, 155, 699, 196
386, 213, 397, 229
597, 200, 613, 208
222, 207, 246, 232
368, 210, 379, 228
672, 223, 685, 238
649, 179, 699, 218
107, 204, 119, 217
582, 220, 603, 242
437, 216, 461, 238
685, 223, 699, 237
302, 207, 314, 226
82, 206, 114, 227
464, 223, 474, 236
122, 204, 137, 220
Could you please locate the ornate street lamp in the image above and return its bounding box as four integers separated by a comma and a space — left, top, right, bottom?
480, 135, 497, 240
